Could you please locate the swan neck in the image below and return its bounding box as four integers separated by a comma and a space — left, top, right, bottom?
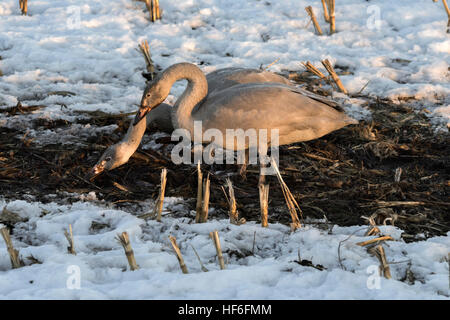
122, 116, 147, 158
160, 63, 207, 133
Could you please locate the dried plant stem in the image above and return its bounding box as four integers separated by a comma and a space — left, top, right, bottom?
357, 235, 394, 247
144, 0, 152, 21
195, 162, 203, 223
151, 0, 157, 22
210, 231, 226, 270
155, 0, 161, 20
368, 245, 392, 279
153, 168, 167, 222
116, 232, 139, 271
64, 224, 76, 255
19, 0, 27, 15
329, 0, 336, 34
138, 40, 156, 78
302, 61, 327, 79
169, 236, 188, 274
442, 0, 450, 32
259, 183, 269, 227
262, 58, 280, 71
0, 227, 23, 269
321, 59, 348, 94
199, 173, 211, 223
321, 0, 330, 22
222, 178, 246, 225
305, 6, 323, 35
270, 158, 302, 231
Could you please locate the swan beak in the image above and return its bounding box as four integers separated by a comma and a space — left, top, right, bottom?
133, 107, 150, 126
86, 163, 104, 181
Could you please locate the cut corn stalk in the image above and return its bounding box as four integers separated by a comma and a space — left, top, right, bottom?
301, 61, 327, 79
19, 0, 28, 15
116, 232, 139, 271
357, 235, 394, 247
321, 59, 348, 94
259, 183, 269, 227
64, 224, 76, 255
305, 6, 323, 35
153, 168, 167, 222
0, 227, 23, 269
199, 173, 211, 223
169, 235, 188, 274
138, 40, 156, 79
368, 245, 392, 279
195, 162, 203, 223
321, 0, 330, 22
210, 231, 226, 270
329, 0, 336, 34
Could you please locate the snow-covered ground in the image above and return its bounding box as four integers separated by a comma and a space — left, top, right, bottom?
0, 197, 449, 299
0, 0, 449, 130
0, 0, 449, 299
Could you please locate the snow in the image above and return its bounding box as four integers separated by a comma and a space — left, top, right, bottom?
0, 198, 448, 299
0, 0, 449, 131
0, 0, 449, 299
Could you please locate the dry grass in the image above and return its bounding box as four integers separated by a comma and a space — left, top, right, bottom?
222, 178, 246, 225
138, 40, 156, 79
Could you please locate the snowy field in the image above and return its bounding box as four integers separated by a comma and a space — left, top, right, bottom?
0, 197, 449, 299
0, 0, 449, 299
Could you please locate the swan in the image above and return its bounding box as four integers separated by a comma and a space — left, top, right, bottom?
89, 67, 292, 178
134, 62, 358, 157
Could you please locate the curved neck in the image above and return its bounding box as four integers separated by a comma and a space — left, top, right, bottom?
158, 63, 208, 134
121, 114, 148, 159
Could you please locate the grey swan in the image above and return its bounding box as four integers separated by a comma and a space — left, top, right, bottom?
134, 63, 357, 161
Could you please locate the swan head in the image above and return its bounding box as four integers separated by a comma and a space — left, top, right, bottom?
87, 143, 131, 180
134, 81, 167, 125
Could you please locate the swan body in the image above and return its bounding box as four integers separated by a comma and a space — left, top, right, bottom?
89, 67, 293, 177
136, 63, 358, 151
